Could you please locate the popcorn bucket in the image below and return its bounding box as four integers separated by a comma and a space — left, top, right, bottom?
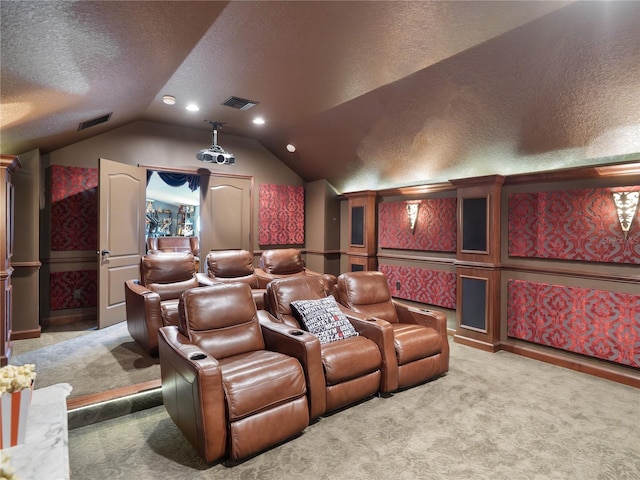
0, 384, 33, 449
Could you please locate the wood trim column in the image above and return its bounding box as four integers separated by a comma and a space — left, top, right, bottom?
1, 155, 21, 366
345, 191, 378, 271
451, 175, 504, 352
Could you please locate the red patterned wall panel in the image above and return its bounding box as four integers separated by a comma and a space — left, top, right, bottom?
50, 270, 98, 311
379, 264, 456, 310
50, 165, 98, 251
507, 279, 640, 368
258, 184, 305, 246
508, 187, 640, 264
378, 198, 456, 252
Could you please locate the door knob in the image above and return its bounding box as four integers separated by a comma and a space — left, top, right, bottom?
101, 249, 111, 256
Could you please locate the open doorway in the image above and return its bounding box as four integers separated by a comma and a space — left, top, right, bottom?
145, 170, 200, 241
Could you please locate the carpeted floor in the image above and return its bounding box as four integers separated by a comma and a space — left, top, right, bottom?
66, 336, 640, 480
10, 320, 160, 399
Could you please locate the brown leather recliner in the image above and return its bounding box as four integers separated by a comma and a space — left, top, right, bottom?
158, 283, 309, 463
255, 248, 336, 291
334, 271, 449, 392
263, 275, 383, 420
124, 252, 214, 356
147, 236, 200, 269
205, 250, 266, 310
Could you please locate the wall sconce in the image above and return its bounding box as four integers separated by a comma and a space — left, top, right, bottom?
406, 202, 420, 234
612, 191, 639, 239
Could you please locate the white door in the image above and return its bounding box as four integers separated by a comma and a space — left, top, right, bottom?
200, 174, 252, 255
98, 158, 146, 328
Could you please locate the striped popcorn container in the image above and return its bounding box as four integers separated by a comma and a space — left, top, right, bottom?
0, 383, 34, 449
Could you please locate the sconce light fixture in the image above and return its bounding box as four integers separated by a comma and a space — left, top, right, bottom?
612, 191, 639, 239
406, 202, 420, 234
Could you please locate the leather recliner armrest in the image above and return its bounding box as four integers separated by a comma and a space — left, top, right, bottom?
257, 310, 326, 420
124, 279, 163, 355
395, 303, 450, 374
195, 272, 218, 287
395, 302, 448, 337
340, 307, 399, 394
254, 268, 272, 289
158, 326, 227, 464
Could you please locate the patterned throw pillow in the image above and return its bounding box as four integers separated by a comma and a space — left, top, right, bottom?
290, 296, 359, 344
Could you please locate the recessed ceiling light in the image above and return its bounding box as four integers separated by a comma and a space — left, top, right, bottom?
252, 117, 265, 125
186, 103, 199, 112
162, 95, 176, 105
286, 144, 296, 153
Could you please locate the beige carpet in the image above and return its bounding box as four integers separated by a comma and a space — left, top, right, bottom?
10, 320, 160, 399
67, 338, 640, 480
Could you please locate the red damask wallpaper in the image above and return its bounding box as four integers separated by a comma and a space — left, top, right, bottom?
50, 270, 98, 311
508, 187, 640, 264
258, 184, 305, 246
50, 165, 98, 251
379, 264, 456, 310
378, 198, 456, 252
507, 279, 640, 368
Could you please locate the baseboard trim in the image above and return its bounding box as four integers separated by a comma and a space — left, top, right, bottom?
42, 312, 97, 328
501, 342, 640, 389
453, 334, 501, 353
11, 327, 42, 340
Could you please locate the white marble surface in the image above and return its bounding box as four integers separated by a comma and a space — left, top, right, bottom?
2, 383, 72, 480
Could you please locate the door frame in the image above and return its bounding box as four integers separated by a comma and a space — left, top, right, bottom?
138, 164, 254, 260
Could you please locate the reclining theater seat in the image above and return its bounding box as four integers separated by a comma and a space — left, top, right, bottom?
205, 249, 266, 310
147, 236, 200, 269
158, 283, 309, 464
334, 271, 450, 391
255, 248, 336, 291
264, 275, 383, 419
124, 252, 214, 356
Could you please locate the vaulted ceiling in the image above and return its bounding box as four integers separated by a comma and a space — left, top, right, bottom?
2, 1, 639, 193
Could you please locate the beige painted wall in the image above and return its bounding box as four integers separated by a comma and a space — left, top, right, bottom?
36, 120, 314, 326
43, 120, 304, 253
12, 149, 42, 336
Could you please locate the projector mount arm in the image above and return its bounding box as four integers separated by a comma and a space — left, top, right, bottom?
207, 120, 226, 153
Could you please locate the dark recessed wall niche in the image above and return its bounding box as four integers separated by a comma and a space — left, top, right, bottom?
351, 205, 365, 246
462, 197, 487, 252
460, 276, 487, 332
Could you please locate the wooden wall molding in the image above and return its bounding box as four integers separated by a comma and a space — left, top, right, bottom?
11, 327, 41, 340
504, 160, 640, 185
377, 252, 456, 265
12, 261, 42, 269
501, 340, 640, 389
503, 263, 640, 285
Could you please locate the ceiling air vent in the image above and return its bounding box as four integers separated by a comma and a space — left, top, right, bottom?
78, 113, 112, 131
221, 96, 259, 111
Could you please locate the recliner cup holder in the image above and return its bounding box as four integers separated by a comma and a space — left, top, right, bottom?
190, 353, 207, 361
290, 330, 304, 336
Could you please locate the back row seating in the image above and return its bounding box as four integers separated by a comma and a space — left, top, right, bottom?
124, 252, 214, 356
125, 248, 335, 355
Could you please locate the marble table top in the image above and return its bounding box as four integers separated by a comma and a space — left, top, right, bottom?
2, 383, 72, 480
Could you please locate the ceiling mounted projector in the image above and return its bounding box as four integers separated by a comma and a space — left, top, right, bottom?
197, 121, 235, 165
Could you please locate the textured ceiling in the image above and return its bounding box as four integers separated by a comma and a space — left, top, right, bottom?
2, 1, 640, 193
